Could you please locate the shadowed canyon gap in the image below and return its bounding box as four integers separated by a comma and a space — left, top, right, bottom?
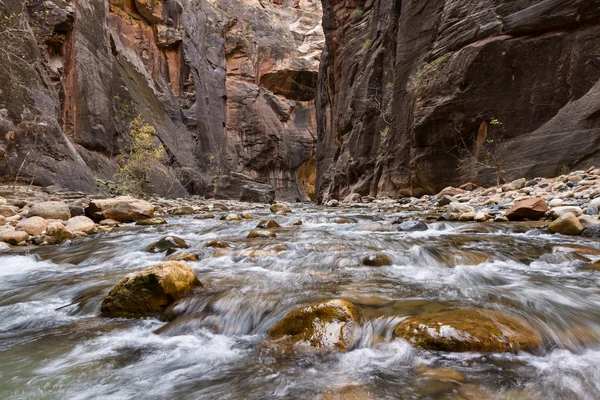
1, 0, 600, 202
0, 0, 322, 201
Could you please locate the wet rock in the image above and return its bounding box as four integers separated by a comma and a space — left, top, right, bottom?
396, 220, 428, 232
506, 198, 549, 221
437, 187, 464, 197
0, 242, 10, 251
326, 199, 339, 207
293, 220, 303, 226
584, 261, 600, 272
458, 212, 476, 222
270, 203, 291, 213
276, 210, 288, 216
166, 252, 198, 262
224, 213, 242, 221
145, 236, 190, 254
85, 197, 156, 222
247, 229, 277, 239
171, 206, 194, 216
194, 213, 215, 220
502, 178, 527, 192
29, 201, 71, 221
0, 215, 5, 226
419, 367, 465, 383
362, 254, 393, 267
548, 213, 584, 236
394, 309, 541, 353
356, 223, 396, 232
444, 203, 475, 221
333, 217, 356, 224
0, 230, 28, 245
100, 261, 201, 318
205, 240, 230, 249
590, 198, 600, 208
15, 216, 48, 235
136, 217, 168, 226
45, 222, 75, 245
268, 299, 360, 351
211, 202, 229, 211
241, 212, 253, 220
66, 216, 97, 234
548, 206, 583, 219
257, 220, 281, 229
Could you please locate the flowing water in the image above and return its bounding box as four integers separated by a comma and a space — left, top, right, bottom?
2, 205, 600, 399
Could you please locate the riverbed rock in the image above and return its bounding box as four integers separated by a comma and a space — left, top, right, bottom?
437, 195, 456, 207
506, 198, 549, 221
85, 197, 156, 222
333, 217, 357, 224
437, 187, 464, 197
66, 216, 96, 234
582, 225, 600, 238
268, 299, 360, 351
395, 220, 428, 232
100, 261, 201, 318
257, 220, 281, 229
29, 201, 71, 221
548, 213, 584, 236
0, 242, 10, 251
270, 203, 291, 214
502, 178, 527, 192
0, 205, 19, 217
15, 216, 47, 235
241, 212, 253, 220
326, 200, 339, 207
194, 213, 215, 220
166, 251, 198, 262
0, 230, 28, 245
548, 206, 583, 219
578, 215, 600, 229
100, 219, 121, 227
444, 203, 475, 221
45, 222, 75, 244
171, 206, 194, 216
342, 193, 362, 204
0, 215, 5, 226
394, 310, 541, 353
145, 236, 190, 254
248, 229, 277, 239
362, 254, 393, 267
206, 240, 230, 249
136, 217, 168, 226
224, 213, 242, 221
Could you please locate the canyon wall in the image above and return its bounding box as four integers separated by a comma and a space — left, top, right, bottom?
0, 0, 322, 201
317, 0, 600, 202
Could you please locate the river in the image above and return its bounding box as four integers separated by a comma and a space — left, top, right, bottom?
1, 205, 599, 399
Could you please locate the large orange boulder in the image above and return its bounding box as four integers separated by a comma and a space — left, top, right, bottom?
506, 198, 549, 221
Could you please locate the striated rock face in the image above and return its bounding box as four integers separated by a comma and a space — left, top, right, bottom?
0, 0, 323, 201
317, 0, 600, 202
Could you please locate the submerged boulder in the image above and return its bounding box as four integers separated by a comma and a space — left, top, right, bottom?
145, 236, 190, 254
362, 253, 393, 267
268, 299, 360, 351
394, 309, 541, 353
100, 261, 201, 318
85, 197, 156, 222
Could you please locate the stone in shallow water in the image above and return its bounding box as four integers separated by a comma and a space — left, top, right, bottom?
247, 229, 276, 239
100, 261, 201, 318
257, 219, 281, 229
270, 203, 291, 213
136, 217, 167, 226
395, 220, 428, 232
394, 309, 541, 353
362, 253, 393, 267
548, 213, 583, 236
145, 236, 190, 254
268, 298, 360, 351
166, 251, 198, 262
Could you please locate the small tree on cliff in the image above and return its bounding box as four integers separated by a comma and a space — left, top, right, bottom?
115, 116, 165, 195
452, 118, 509, 186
